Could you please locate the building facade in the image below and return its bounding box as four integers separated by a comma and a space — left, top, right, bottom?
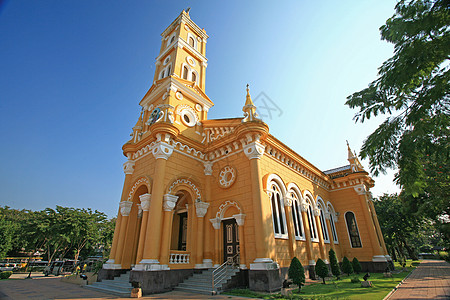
100, 10, 391, 293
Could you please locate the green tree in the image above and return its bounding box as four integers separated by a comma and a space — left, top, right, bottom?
374, 193, 438, 260
63, 207, 107, 265
342, 256, 353, 276
288, 257, 305, 291
352, 257, 362, 274
345, 0, 450, 244
329, 249, 341, 280
0, 215, 14, 258
315, 258, 329, 284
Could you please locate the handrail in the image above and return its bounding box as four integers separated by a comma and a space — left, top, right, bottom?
211, 253, 239, 294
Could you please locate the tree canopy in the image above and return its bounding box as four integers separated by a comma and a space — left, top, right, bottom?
346, 0, 449, 235
0, 206, 115, 264
374, 193, 441, 259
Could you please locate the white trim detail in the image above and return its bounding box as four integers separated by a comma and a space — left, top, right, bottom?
167, 178, 202, 201
127, 177, 150, 201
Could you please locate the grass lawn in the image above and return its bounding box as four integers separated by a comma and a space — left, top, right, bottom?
224, 260, 419, 300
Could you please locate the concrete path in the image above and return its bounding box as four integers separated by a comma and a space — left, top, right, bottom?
0, 273, 255, 300
388, 259, 450, 299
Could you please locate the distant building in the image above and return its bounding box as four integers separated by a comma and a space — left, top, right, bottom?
100, 10, 391, 294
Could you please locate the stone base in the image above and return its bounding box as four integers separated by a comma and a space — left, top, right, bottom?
248, 268, 282, 292
359, 261, 390, 273
97, 268, 129, 281
129, 269, 193, 295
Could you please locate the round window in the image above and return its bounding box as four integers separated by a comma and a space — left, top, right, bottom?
180, 109, 196, 127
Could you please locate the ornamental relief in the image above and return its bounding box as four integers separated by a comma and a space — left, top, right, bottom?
218, 166, 237, 188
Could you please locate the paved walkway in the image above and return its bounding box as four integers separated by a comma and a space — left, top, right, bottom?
0, 273, 255, 300
389, 259, 450, 299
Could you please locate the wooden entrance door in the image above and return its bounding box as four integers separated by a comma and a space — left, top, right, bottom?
223, 219, 239, 263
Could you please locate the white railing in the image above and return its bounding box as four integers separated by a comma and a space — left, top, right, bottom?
212, 253, 240, 294
169, 252, 190, 264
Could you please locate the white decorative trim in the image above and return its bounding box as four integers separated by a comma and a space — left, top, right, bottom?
163, 194, 179, 211
243, 141, 265, 160
209, 217, 221, 230
216, 200, 242, 219
283, 196, 293, 207
172, 141, 206, 159
203, 259, 213, 268
203, 161, 213, 176
353, 184, 366, 195
313, 207, 320, 217
250, 258, 278, 270
137, 204, 143, 218
123, 160, 135, 175
195, 201, 210, 217
372, 255, 388, 262
202, 126, 236, 144
152, 141, 174, 160
119, 201, 133, 217
103, 263, 122, 270
233, 213, 246, 226
139, 194, 151, 211
218, 166, 236, 188
127, 178, 150, 201
167, 178, 202, 201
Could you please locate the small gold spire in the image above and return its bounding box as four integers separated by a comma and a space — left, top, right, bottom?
245, 84, 255, 107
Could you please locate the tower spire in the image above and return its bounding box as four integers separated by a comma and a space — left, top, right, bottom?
346, 141, 364, 172
242, 84, 259, 122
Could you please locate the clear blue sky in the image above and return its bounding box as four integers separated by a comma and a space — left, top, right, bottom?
0, 0, 400, 218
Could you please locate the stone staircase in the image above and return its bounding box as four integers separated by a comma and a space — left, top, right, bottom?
86, 271, 133, 297
174, 268, 240, 295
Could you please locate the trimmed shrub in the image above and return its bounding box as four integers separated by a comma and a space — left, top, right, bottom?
342, 256, 353, 276
288, 257, 305, 290
315, 258, 329, 284
352, 257, 362, 274
329, 249, 341, 280
0, 271, 13, 280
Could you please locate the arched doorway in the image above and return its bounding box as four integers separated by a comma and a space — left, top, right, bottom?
170, 190, 191, 251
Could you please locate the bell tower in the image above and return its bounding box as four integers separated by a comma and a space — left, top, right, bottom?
129, 10, 214, 146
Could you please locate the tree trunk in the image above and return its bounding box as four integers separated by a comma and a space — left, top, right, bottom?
402, 239, 418, 260
323, 278, 326, 284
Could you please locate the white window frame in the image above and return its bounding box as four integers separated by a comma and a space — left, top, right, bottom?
187, 32, 198, 51
290, 192, 305, 241
270, 182, 288, 239
317, 199, 330, 244
167, 33, 176, 48
306, 198, 319, 242
327, 203, 339, 244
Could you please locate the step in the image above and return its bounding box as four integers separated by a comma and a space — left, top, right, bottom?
85, 284, 131, 297
91, 280, 133, 290
174, 286, 214, 295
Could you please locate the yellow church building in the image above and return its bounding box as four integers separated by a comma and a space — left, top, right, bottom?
98, 10, 391, 294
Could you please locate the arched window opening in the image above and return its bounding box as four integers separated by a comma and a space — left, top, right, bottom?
291, 192, 305, 240
191, 72, 197, 83
328, 204, 339, 244
169, 35, 175, 45
270, 182, 287, 238
167, 65, 171, 76
182, 66, 189, 80
306, 198, 318, 242
159, 70, 165, 79
345, 211, 362, 248
188, 36, 195, 48
318, 201, 330, 243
